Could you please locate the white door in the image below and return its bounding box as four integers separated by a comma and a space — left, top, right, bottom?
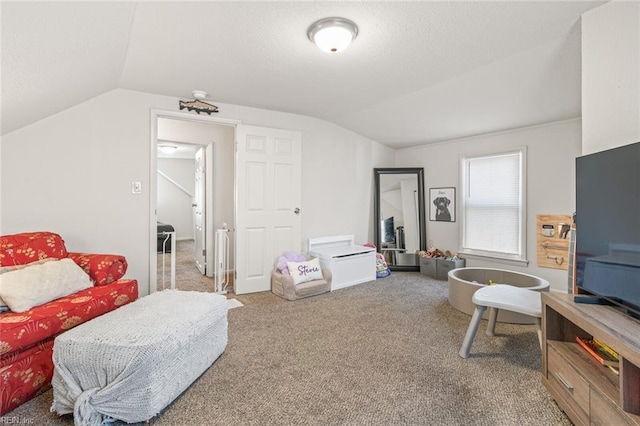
194, 146, 206, 275
235, 125, 302, 294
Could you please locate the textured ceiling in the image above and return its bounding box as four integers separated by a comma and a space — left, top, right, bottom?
1, 1, 604, 148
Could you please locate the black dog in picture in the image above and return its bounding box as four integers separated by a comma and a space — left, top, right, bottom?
433, 196, 451, 221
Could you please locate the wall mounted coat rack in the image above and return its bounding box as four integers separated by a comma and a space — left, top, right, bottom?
536, 214, 572, 270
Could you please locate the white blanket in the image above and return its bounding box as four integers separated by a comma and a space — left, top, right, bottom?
51, 290, 228, 425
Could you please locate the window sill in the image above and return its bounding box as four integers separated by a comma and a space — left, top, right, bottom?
457, 251, 529, 267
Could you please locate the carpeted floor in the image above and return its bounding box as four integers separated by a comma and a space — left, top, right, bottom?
6, 273, 571, 425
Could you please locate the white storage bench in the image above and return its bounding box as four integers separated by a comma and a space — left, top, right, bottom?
308, 235, 376, 291
51, 290, 228, 424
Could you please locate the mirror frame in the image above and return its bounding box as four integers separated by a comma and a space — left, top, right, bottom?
373, 167, 426, 271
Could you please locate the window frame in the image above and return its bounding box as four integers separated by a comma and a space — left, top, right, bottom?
458, 147, 528, 265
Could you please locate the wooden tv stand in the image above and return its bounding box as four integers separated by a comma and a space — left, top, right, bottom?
541, 292, 640, 425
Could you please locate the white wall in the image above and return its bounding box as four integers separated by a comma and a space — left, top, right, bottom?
380, 190, 403, 227
395, 119, 582, 292
582, 1, 640, 154
157, 158, 195, 240
1, 88, 394, 295
219, 102, 397, 248
1, 90, 152, 289
400, 178, 419, 252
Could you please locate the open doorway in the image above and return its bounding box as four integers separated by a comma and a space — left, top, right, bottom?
151, 113, 236, 294
156, 139, 209, 291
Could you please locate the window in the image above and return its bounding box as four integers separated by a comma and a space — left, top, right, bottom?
460, 148, 527, 263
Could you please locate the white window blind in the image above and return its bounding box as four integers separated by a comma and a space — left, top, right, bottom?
461, 150, 525, 260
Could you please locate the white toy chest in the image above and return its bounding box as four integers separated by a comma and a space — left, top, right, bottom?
308, 235, 376, 291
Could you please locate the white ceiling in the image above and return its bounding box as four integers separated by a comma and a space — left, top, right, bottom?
157, 141, 197, 160
1, 1, 604, 148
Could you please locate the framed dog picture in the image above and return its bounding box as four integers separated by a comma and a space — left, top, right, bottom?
429, 187, 456, 222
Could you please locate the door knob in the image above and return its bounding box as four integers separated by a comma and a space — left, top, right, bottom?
192, 203, 197, 207
294, 207, 300, 214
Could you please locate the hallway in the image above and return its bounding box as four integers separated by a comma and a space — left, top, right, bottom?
157, 240, 233, 293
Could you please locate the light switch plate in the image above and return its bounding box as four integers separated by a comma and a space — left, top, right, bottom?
131, 181, 142, 194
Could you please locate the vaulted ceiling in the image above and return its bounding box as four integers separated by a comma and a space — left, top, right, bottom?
1, 1, 604, 148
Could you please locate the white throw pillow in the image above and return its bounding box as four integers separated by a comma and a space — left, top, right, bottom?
286, 258, 323, 285
0, 258, 57, 313
0, 258, 92, 313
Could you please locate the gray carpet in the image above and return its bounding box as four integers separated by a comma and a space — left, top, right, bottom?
6, 273, 571, 425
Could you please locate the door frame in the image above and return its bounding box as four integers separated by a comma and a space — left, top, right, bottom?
149, 109, 240, 295
193, 145, 206, 275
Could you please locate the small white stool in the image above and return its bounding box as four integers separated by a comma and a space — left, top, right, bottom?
459, 284, 543, 358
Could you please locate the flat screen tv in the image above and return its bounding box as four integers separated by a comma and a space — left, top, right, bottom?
382, 217, 395, 244
575, 141, 640, 317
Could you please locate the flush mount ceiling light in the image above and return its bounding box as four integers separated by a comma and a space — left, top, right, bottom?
158, 145, 178, 154
192, 90, 207, 100
307, 17, 358, 53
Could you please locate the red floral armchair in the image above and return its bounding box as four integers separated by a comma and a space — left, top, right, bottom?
0, 231, 138, 415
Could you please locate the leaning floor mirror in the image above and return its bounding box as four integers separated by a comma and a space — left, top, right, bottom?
373, 168, 426, 271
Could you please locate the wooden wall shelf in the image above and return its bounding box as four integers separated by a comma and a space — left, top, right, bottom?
536, 214, 572, 270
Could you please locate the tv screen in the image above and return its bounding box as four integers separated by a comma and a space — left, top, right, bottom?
575, 141, 640, 317
382, 217, 395, 244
